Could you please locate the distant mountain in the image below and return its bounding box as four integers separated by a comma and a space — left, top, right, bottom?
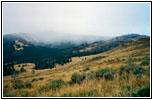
115, 33, 148, 39
3, 33, 39, 45
71, 33, 149, 55
3, 33, 112, 48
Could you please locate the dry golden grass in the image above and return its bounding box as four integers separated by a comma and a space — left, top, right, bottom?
13, 40, 28, 51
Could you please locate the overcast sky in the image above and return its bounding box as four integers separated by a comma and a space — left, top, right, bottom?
3, 2, 150, 37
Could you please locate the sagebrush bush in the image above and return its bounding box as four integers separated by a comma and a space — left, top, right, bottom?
96, 68, 116, 79
119, 66, 134, 75
132, 87, 150, 97
103, 72, 114, 80
39, 77, 44, 80
20, 67, 26, 72
32, 78, 38, 82
50, 79, 65, 90
71, 73, 86, 84
12, 80, 24, 89
119, 65, 146, 76
83, 67, 90, 72
140, 61, 149, 66
125, 85, 131, 91
96, 69, 105, 78
133, 66, 145, 76
25, 80, 32, 88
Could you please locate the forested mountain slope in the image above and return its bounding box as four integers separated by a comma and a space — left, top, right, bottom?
3, 33, 148, 76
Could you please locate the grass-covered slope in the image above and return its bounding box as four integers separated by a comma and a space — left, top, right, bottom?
3, 37, 150, 97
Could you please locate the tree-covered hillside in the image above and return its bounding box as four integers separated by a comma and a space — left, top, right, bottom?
3, 33, 149, 76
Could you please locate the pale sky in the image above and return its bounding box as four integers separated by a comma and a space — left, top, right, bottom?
3, 2, 151, 37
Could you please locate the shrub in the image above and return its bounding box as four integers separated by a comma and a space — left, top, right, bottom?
119, 66, 134, 75
25, 80, 32, 88
120, 65, 146, 76
96, 69, 105, 78
125, 66, 134, 74
50, 79, 65, 90
32, 78, 38, 82
20, 67, 26, 72
140, 61, 149, 66
132, 87, 150, 97
96, 68, 115, 79
83, 67, 90, 72
71, 73, 86, 84
133, 66, 145, 76
137, 87, 150, 97
39, 77, 44, 80
103, 72, 114, 80
126, 85, 131, 91
12, 80, 24, 89
119, 66, 126, 75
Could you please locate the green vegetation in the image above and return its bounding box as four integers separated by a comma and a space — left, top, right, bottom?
119, 65, 146, 76
140, 61, 150, 66
3, 63, 15, 76
39, 77, 44, 80
83, 67, 90, 71
132, 87, 150, 97
87, 71, 95, 79
12, 80, 24, 89
20, 67, 26, 72
61, 93, 73, 97
50, 79, 65, 90
20, 91, 29, 97
12, 80, 32, 89
71, 73, 86, 84
32, 78, 38, 82
96, 68, 116, 80
78, 90, 98, 97
25, 80, 32, 88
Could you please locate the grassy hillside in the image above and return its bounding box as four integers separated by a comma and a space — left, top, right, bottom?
3, 37, 150, 97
